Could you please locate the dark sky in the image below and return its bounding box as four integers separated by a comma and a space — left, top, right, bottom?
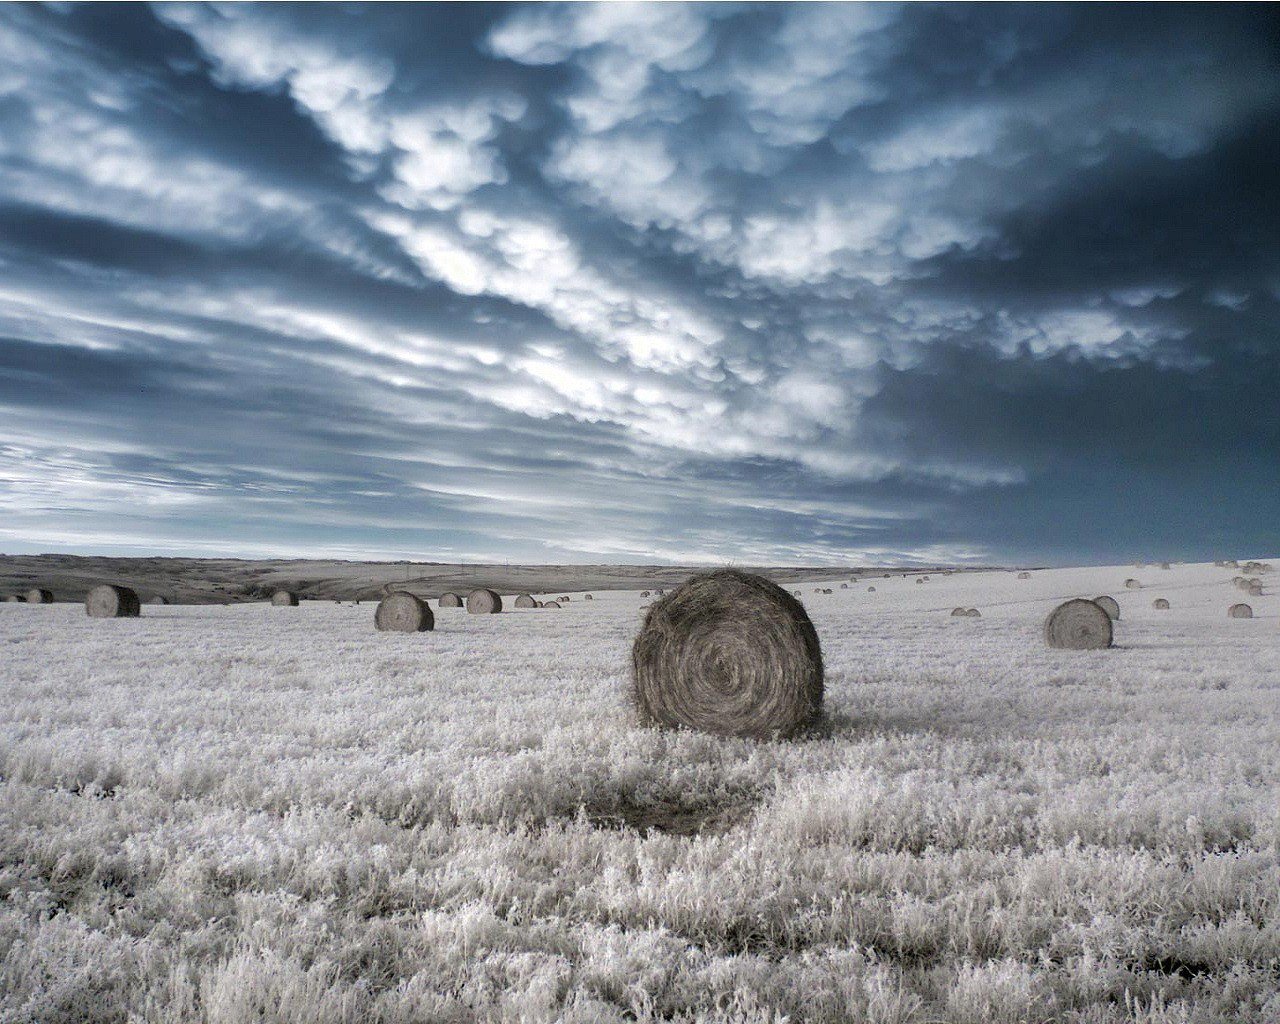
1, 3, 1277, 565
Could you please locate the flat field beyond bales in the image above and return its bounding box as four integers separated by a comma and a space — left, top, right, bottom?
1, 562, 1278, 1023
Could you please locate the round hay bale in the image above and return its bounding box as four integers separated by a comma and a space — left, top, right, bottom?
375, 591, 433, 632
1246, 581, 1263, 596
1093, 595, 1120, 620
841, 583, 848, 589
823, 588, 833, 594
466, 588, 502, 614
439, 592, 463, 608
148, 595, 169, 605
1017, 571, 1031, 580
883, 573, 890, 578
1228, 603, 1253, 619
25, 588, 54, 604
543, 600, 561, 609
514, 594, 537, 608
1152, 598, 1171, 610
270, 590, 299, 607
585, 594, 593, 600
641, 591, 651, 598
4, 595, 21, 603
1045, 599, 1113, 650
631, 569, 823, 740
915, 577, 924, 584
966, 608, 982, 618
535, 600, 545, 608
1160, 562, 1170, 570
86, 584, 140, 619
951, 606, 967, 616
1124, 579, 1141, 590
867, 585, 876, 592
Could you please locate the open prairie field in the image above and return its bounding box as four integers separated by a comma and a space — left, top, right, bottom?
1, 562, 1277, 1023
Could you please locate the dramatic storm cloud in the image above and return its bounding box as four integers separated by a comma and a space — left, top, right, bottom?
1, 3, 1277, 563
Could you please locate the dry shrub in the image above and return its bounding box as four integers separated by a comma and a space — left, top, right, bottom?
374, 591, 433, 632
86, 584, 141, 619
1044, 599, 1113, 650
631, 568, 823, 740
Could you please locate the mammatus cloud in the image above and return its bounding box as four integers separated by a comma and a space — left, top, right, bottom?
0, 3, 1276, 564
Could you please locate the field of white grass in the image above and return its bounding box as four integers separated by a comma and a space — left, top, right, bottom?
1, 561, 1277, 1023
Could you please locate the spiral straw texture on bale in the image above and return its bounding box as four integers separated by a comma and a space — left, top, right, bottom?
630, 569, 823, 740
86, 584, 140, 619
1093, 595, 1120, 620
270, 590, 299, 607
467, 589, 502, 614
1045, 599, 1113, 650
26, 588, 53, 604
375, 591, 433, 632
439, 592, 463, 608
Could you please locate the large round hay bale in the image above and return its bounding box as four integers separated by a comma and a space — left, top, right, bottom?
375, 591, 433, 632
467, 588, 502, 614
86, 584, 140, 619
148, 595, 169, 605
1152, 598, 1170, 610
1124, 578, 1141, 590
270, 590, 299, 607
1093, 595, 1120, 620
1228, 603, 1253, 619
631, 569, 823, 740
1045, 599, 1113, 650
25, 588, 53, 604
514, 594, 537, 608
439, 592, 463, 608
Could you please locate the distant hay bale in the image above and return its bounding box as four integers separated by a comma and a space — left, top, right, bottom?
966, 608, 981, 618
375, 591, 433, 632
1228, 603, 1253, 619
4, 595, 21, 603
1226, 560, 1240, 568
514, 594, 537, 608
1246, 581, 1263, 596
585, 594, 593, 600
25, 588, 53, 604
1152, 598, 1170, 610
439, 592, 463, 608
867, 586, 876, 592
1017, 571, 1031, 580
148, 595, 169, 605
1124, 579, 1141, 590
1160, 562, 1170, 570
641, 591, 651, 598
466, 588, 502, 614
85, 584, 140, 619
543, 600, 561, 609
915, 577, 924, 584
841, 583, 848, 589
270, 590, 299, 607
1093, 595, 1120, 620
823, 588, 833, 594
1045, 599, 1113, 650
951, 607, 967, 616
813, 587, 822, 593
631, 569, 822, 740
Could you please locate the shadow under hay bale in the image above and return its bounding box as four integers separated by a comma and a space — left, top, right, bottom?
631, 568, 823, 740
270, 590, 299, 607
467, 589, 502, 614
1093, 595, 1120, 620
1153, 598, 1170, 610
1045, 599, 1113, 650
26, 588, 54, 604
514, 594, 537, 608
375, 592, 433, 632
439, 592, 462, 608
86, 584, 140, 619
1228, 603, 1253, 619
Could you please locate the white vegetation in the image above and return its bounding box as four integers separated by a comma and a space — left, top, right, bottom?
1, 561, 1277, 1023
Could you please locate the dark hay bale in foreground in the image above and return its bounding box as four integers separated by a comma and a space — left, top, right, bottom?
26, 588, 54, 604
375, 592, 433, 632
1093, 595, 1120, 620
1228, 603, 1253, 619
631, 569, 823, 740
1045, 599, 1113, 650
439, 592, 462, 608
270, 590, 299, 607
1124, 579, 1142, 590
966, 608, 981, 618
514, 594, 537, 608
148, 595, 169, 605
467, 589, 502, 614
1153, 598, 1170, 610
86, 584, 140, 619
